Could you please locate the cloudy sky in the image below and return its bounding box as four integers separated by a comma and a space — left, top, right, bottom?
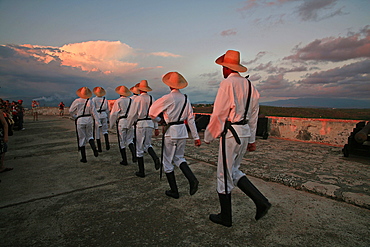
0, 0, 369, 107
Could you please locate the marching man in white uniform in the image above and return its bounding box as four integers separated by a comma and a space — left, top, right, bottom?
126, 85, 141, 163
149, 72, 201, 199
204, 50, 271, 227
92, 87, 110, 152
69, 87, 101, 163
110, 85, 137, 166
133, 80, 160, 178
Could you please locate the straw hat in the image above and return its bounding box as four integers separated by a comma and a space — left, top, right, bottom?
130, 85, 140, 95
76, 87, 92, 99
136, 80, 152, 92
93, 87, 106, 97
115, 85, 131, 97
162, 72, 188, 89
215, 50, 247, 72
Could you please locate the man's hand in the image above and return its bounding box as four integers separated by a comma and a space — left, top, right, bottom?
247, 143, 256, 152
194, 139, 201, 146
154, 129, 160, 136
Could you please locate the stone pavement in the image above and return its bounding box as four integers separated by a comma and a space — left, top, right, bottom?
170, 131, 370, 210
0, 115, 369, 247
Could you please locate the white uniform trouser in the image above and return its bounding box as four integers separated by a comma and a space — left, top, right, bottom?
117, 119, 130, 149
95, 117, 108, 139
77, 122, 94, 147
217, 135, 249, 194
136, 127, 153, 157
163, 137, 187, 173
127, 126, 135, 144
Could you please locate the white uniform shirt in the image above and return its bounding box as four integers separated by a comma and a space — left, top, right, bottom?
69, 98, 101, 126
204, 73, 259, 143
134, 92, 158, 129
92, 96, 110, 120
109, 96, 137, 129
149, 89, 199, 140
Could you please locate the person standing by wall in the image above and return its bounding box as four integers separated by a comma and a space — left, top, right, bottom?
204, 50, 271, 227
92, 87, 110, 152
133, 80, 160, 178
149, 72, 201, 199
110, 85, 137, 166
31, 100, 40, 121
69, 87, 101, 163
58, 102, 65, 116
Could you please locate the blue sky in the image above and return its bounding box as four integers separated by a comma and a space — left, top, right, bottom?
0, 0, 369, 107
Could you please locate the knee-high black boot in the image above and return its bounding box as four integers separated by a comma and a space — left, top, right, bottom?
89, 139, 99, 157
104, 133, 110, 150
128, 143, 137, 163
135, 157, 145, 177
80, 146, 87, 163
209, 193, 232, 227
165, 171, 179, 199
120, 148, 128, 166
96, 139, 103, 152
179, 162, 199, 195
147, 147, 160, 170
237, 176, 271, 221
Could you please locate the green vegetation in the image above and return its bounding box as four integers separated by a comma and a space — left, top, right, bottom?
193, 104, 370, 120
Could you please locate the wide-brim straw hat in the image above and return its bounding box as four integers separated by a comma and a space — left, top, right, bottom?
76, 87, 92, 99
93, 86, 106, 97
115, 85, 131, 97
215, 50, 247, 72
130, 85, 140, 95
136, 80, 152, 92
162, 72, 188, 89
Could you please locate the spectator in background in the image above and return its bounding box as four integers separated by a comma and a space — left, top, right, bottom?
0, 108, 12, 174
32, 100, 40, 121
58, 102, 65, 116
17, 100, 25, 130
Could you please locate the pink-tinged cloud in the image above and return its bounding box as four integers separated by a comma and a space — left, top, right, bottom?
285, 27, 370, 62
149, 52, 181, 58
238, 0, 297, 11
220, 29, 237, 37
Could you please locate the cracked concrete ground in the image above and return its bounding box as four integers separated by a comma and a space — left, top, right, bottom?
0, 115, 369, 247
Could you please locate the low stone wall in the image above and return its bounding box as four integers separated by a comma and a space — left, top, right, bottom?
268, 116, 360, 147
30, 107, 361, 147
25, 107, 70, 116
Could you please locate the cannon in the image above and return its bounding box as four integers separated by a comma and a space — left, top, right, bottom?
342, 121, 370, 157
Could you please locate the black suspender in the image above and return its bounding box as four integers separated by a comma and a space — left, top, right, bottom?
98, 97, 105, 113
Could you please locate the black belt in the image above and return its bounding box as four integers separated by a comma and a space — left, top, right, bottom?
117, 115, 127, 120
167, 121, 184, 126
137, 117, 151, 121
97, 110, 106, 113
231, 119, 249, 125
75, 114, 91, 120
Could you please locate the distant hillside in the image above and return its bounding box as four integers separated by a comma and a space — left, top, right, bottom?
193, 105, 370, 120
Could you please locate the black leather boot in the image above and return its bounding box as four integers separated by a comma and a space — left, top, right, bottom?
89, 139, 99, 157
179, 162, 199, 195
128, 143, 137, 162
80, 146, 87, 163
147, 147, 160, 170
135, 157, 145, 177
165, 171, 179, 199
237, 176, 271, 221
120, 148, 128, 166
96, 139, 103, 152
104, 133, 110, 150
209, 193, 232, 227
